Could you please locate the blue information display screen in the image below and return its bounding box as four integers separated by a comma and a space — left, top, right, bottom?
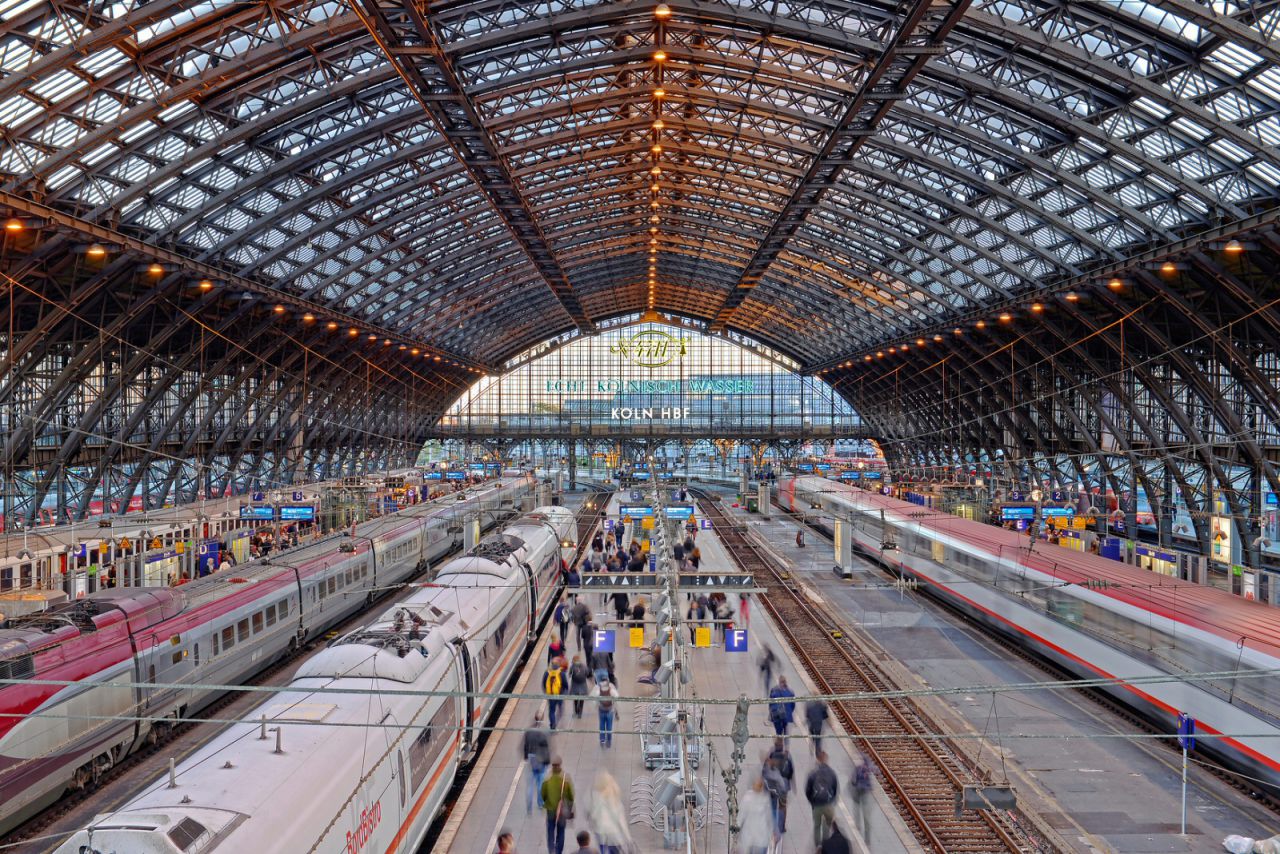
619, 505, 654, 517
797, 463, 814, 472
816, 463, 832, 471
665, 505, 695, 520
1000, 506, 1036, 520
424, 471, 443, 480
468, 463, 485, 471
840, 471, 861, 480
862, 471, 883, 481
445, 471, 466, 480
279, 505, 316, 521
631, 471, 651, 480
239, 505, 275, 520
1041, 507, 1074, 518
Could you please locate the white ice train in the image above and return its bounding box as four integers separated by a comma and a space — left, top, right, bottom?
0, 475, 533, 835
53, 504, 576, 854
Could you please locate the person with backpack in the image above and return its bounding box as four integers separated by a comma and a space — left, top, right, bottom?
589, 645, 615, 686
540, 757, 575, 854
579, 618, 597, 659
768, 676, 796, 737
688, 544, 701, 570
609, 591, 629, 624
571, 599, 591, 651
805, 750, 839, 847
737, 776, 776, 854
590, 674, 621, 748
567, 654, 591, 718
763, 738, 794, 835
629, 596, 646, 630
544, 660, 566, 730
805, 699, 830, 754
553, 600, 570, 643
521, 714, 551, 815
850, 753, 875, 842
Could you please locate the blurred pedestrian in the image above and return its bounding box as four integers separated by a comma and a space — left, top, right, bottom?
521, 714, 551, 815
568, 654, 591, 718
587, 771, 633, 854
850, 753, 875, 842
547, 632, 567, 665
590, 674, 620, 748
758, 646, 776, 694
544, 659, 566, 730
540, 757, 575, 854
820, 823, 853, 854
495, 830, 516, 853
768, 676, 796, 737
737, 776, 775, 854
762, 738, 794, 835
572, 830, 597, 854
805, 750, 839, 847
554, 600, 570, 645
805, 699, 829, 754
609, 591, 629, 624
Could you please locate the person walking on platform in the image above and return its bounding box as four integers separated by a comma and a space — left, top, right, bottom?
763, 738, 795, 835
547, 632, 567, 666
495, 830, 516, 853
540, 757, 575, 854
796, 528, 806, 548
768, 676, 796, 737
521, 714, 551, 815
544, 661, 566, 730
609, 591, 629, 624
758, 646, 776, 694
629, 596, 646, 630
571, 599, 591, 651
590, 674, 620, 748
849, 753, 875, 842
568, 654, 591, 718
820, 823, 853, 854
554, 601, 570, 649
579, 618, 597, 659
590, 644, 615, 685
737, 776, 776, 854
805, 750, 839, 847
587, 771, 633, 854
805, 698, 829, 754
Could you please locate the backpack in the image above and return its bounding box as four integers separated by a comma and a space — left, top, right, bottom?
808, 766, 836, 804
545, 668, 563, 695
598, 684, 614, 713
554, 603, 567, 624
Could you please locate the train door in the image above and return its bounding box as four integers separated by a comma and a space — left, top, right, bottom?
453, 640, 477, 755
520, 563, 537, 641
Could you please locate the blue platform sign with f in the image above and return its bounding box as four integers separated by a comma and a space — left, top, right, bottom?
593, 629, 616, 653
726, 629, 749, 652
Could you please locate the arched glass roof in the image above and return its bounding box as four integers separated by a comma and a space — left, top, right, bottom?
1, 0, 1278, 367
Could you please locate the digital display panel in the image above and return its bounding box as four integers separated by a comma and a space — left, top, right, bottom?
619, 505, 655, 517
862, 471, 883, 480
239, 505, 275, 520
1041, 507, 1075, 518
424, 471, 443, 480
665, 505, 695, 519
840, 471, 861, 480
279, 505, 316, 521
1000, 506, 1036, 520
445, 471, 466, 480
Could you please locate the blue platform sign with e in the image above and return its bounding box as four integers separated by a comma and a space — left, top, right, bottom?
726, 629, 749, 652
593, 629, 616, 653
699, 518, 713, 530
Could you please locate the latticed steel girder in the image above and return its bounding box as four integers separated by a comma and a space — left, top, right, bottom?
353, 0, 593, 332
707, 0, 974, 332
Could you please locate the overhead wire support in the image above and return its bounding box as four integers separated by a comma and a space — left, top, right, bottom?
352, 0, 595, 334
706, 0, 975, 334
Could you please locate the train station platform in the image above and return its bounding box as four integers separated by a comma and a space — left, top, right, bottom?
436, 494, 922, 853
711, 489, 1280, 854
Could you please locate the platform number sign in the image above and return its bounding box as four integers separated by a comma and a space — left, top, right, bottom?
726, 629, 749, 652
292, 490, 304, 501
251, 491, 265, 502
593, 629, 616, 653
1177, 713, 1195, 751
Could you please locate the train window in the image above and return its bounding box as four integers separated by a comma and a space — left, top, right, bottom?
212, 634, 220, 656
398, 751, 406, 807
0, 655, 34, 681
193, 643, 200, 666
344, 568, 352, 585
237, 619, 249, 642
278, 599, 289, 618
317, 582, 325, 601
328, 577, 337, 595
265, 605, 277, 627
222, 626, 234, 649
172, 650, 184, 666
252, 612, 264, 634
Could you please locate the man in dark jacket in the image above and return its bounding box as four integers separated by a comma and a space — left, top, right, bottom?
521, 714, 551, 814
768, 676, 796, 737
805, 699, 830, 754
764, 737, 795, 834
804, 750, 839, 847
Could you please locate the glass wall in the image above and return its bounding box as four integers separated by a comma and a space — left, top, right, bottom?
439, 321, 860, 436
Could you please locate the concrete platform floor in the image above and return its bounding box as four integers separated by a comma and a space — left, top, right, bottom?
714, 490, 1280, 854
433, 493, 921, 853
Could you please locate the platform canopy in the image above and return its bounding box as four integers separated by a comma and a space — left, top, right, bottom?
2, 0, 1280, 560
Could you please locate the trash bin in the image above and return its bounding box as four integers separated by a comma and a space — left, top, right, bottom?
746, 497, 759, 513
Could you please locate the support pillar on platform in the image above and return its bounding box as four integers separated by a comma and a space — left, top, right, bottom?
757, 482, 771, 518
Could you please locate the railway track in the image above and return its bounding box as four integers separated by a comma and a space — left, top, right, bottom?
691, 489, 1058, 854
